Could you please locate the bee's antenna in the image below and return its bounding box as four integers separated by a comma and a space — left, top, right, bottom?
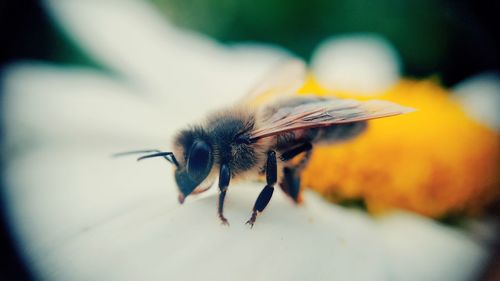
112, 149, 179, 168
112, 150, 162, 157
137, 152, 178, 165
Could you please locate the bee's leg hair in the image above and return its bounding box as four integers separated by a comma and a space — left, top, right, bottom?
246, 150, 277, 228
279, 143, 313, 203
218, 163, 231, 226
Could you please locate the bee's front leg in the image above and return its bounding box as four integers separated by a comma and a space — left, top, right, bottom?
218, 163, 231, 226
246, 150, 277, 228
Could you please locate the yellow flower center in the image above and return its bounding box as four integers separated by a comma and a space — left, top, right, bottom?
298, 77, 499, 218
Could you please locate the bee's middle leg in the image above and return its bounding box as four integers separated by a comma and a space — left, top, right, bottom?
246, 150, 277, 228
218, 163, 231, 225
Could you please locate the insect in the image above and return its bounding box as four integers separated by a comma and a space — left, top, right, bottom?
115, 59, 413, 227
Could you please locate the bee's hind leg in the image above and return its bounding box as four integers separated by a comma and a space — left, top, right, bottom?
279, 143, 313, 203
280, 167, 301, 203
279, 142, 312, 162
246, 150, 277, 228
218, 163, 231, 226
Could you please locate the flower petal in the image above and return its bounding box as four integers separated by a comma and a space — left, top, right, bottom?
44, 0, 290, 104
2, 63, 174, 150
6, 147, 389, 281
4, 146, 179, 279
377, 213, 489, 281
311, 34, 401, 94
453, 73, 500, 132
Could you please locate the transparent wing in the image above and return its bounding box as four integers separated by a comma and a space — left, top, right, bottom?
250, 97, 414, 140
241, 59, 306, 107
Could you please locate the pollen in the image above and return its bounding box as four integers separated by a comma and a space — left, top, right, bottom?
299, 78, 499, 218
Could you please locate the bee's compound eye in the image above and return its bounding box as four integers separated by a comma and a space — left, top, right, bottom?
186, 140, 212, 182
175, 170, 197, 198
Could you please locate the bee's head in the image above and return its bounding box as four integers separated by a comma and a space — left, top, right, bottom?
172, 127, 214, 203
129, 127, 214, 203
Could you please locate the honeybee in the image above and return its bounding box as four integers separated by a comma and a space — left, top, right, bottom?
116, 59, 413, 227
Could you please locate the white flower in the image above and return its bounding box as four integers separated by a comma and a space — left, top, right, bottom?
2, 1, 495, 281
312, 34, 400, 94
453, 73, 500, 132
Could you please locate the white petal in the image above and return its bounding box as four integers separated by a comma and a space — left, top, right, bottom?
2, 63, 174, 150
453, 73, 500, 131
5, 144, 490, 281
44, 0, 290, 105
311, 34, 401, 94
377, 213, 489, 281
6, 146, 388, 281
4, 146, 178, 279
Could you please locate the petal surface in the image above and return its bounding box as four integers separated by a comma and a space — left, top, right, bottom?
44, 0, 290, 110
453, 73, 500, 131
311, 35, 400, 94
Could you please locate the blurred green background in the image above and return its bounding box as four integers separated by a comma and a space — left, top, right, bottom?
156, 0, 448, 71
151, 0, 498, 84
2, 0, 499, 86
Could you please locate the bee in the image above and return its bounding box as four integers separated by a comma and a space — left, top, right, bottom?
115, 59, 413, 227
